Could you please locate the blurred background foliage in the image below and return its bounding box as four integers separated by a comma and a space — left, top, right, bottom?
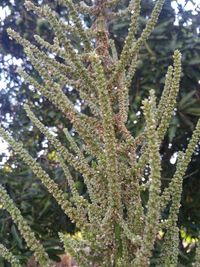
0, 0, 200, 266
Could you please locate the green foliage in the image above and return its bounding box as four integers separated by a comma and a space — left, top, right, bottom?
0, 0, 200, 266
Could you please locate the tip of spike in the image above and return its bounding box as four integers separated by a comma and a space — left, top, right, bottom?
173, 50, 182, 59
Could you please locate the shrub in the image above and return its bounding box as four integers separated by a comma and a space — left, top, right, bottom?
0, 0, 200, 266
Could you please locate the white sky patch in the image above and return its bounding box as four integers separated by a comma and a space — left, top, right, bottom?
172, 0, 200, 25
48, 126, 58, 137
136, 110, 141, 117
168, 143, 172, 149
172, 0, 200, 13
0, 138, 9, 165
170, 151, 179, 165
0, 53, 61, 165
0, 5, 11, 23
0, 73, 7, 90
0, 55, 23, 91
0, 55, 23, 165
75, 99, 82, 112
0, 138, 9, 154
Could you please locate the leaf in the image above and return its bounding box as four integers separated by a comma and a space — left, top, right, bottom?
179, 113, 195, 130
11, 224, 23, 249
168, 124, 177, 142
187, 58, 200, 65
168, 117, 179, 142
178, 91, 196, 110
153, 18, 174, 34
183, 107, 200, 117
38, 199, 52, 218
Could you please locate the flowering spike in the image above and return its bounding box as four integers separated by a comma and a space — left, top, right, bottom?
158, 50, 182, 140
0, 126, 84, 228
134, 90, 162, 266
2, 0, 200, 265
0, 244, 22, 267
0, 185, 50, 266
111, 0, 165, 83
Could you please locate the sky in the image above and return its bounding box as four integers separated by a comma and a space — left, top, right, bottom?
0, 0, 200, 164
